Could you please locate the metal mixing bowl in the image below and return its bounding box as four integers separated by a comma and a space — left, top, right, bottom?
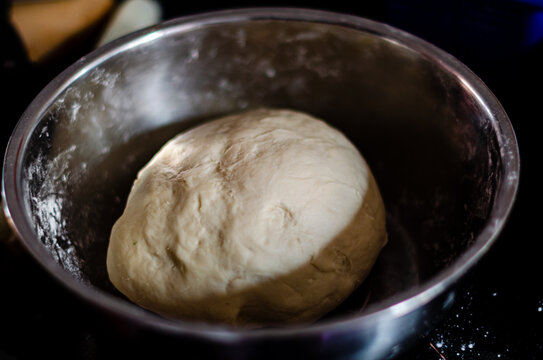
2, 8, 519, 360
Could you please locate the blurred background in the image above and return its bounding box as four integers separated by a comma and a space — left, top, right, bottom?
1, 1, 541, 359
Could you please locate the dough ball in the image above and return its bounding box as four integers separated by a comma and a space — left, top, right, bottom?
107, 108, 387, 326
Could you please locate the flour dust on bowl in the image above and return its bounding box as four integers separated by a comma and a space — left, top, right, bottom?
2, 8, 519, 360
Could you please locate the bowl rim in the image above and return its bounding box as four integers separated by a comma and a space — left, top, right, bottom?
2, 7, 520, 342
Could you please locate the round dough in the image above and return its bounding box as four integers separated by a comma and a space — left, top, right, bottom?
107, 108, 387, 326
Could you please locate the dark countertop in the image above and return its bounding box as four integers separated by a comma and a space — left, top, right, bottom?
1, 1, 541, 359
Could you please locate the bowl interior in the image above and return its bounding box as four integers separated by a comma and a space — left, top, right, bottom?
17, 18, 501, 324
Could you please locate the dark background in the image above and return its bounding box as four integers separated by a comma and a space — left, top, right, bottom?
1, 1, 541, 359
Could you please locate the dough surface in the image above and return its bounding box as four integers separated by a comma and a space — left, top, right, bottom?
107, 108, 387, 326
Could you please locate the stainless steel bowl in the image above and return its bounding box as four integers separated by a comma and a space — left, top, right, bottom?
2, 8, 519, 359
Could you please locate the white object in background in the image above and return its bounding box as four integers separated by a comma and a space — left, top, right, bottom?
97, 0, 162, 47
